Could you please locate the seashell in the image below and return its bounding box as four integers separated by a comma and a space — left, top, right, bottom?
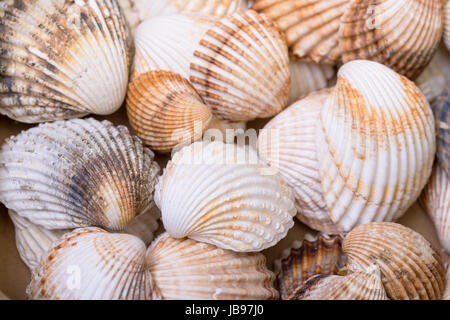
0, 0, 131, 123
432, 89, 450, 175
444, 0, 450, 53
415, 56, 448, 104
189, 10, 290, 121
155, 140, 297, 252
27, 227, 160, 300
126, 70, 214, 153
146, 232, 278, 299
122, 205, 161, 246
0, 118, 160, 231
444, 259, 450, 300
343, 222, 446, 300
274, 234, 344, 299
420, 162, 450, 252
317, 60, 435, 232
258, 89, 339, 234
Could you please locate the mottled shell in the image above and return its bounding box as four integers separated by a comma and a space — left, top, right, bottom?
433, 89, 450, 175
444, 259, 450, 300
146, 233, 278, 299
415, 56, 448, 104
258, 90, 339, 234
126, 70, 213, 153
445, 0, 450, 52
0, 0, 131, 123
420, 162, 450, 252
27, 228, 160, 300
155, 141, 297, 252
0, 118, 160, 231
343, 222, 446, 300
317, 60, 435, 232
274, 234, 344, 300
189, 10, 290, 121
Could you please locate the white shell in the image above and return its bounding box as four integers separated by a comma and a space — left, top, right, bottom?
317, 60, 435, 232
146, 233, 278, 299
156, 141, 296, 252
0, 118, 160, 231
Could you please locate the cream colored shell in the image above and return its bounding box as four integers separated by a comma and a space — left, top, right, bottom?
155, 141, 297, 252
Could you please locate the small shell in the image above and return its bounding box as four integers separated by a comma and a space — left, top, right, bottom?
126, 70, 213, 153
156, 141, 297, 252
433, 89, 450, 175
146, 233, 278, 299
274, 234, 344, 300
189, 10, 290, 121
0, 0, 131, 123
420, 162, 450, 252
443, 0, 450, 52
27, 228, 160, 300
343, 222, 446, 300
317, 60, 435, 232
122, 205, 161, 246
0, 118, 160, 231
258, 89, 339, 234
415, 56, 448, 104
444, 259, 450, 300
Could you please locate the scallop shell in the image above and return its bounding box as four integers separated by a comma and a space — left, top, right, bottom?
258, 89, 339, 234
27, 227, 160, 300
343, 222, 446, 300
415, 56, 448, 104
0, 0, 131, 123
274, 234, 344, 300
317, 60, 435, 232
146, 233, 278, 299
443, 0, 450, 53
155, 140, 297, 252
420, 162, 450, 252
433, 88, 450, 175
189, 10, 290, 121
126, 70, 213, 153
0, 118, 160, 231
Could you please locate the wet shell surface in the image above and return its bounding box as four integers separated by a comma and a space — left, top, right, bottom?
343, 222, 446, 300
155, 141, 297, 252
189, 10, 290, 121
27, 228, 160, 300
420, 162, 450, 252
317, 60, 435, 232
433, 89, 450, 175
0, 118, 160, 231
274, 234, 344, 300
444, 0, 450, 52
146, 233, 278, 299
0, 0, 131, 123
126, 70, 213, 153
258, 89, 339, 234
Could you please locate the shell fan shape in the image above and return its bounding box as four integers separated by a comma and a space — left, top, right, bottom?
0, 118, 160, 232
0, 0, 131, 123
156, 141, 297, 252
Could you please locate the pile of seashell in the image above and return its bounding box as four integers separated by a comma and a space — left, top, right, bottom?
0, 0, 449, 300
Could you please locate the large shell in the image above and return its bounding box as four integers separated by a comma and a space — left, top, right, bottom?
0, 0, 131, 123
258, 89, 339, 234
126, 70, 213, 153
27, 228, 160, 300
0, 118, 160, 231
443, 0, 450, 53
420, 162, 450, 252
189, 10, 290, 121
433, 89, 450, 175
317, 60, 435, 232
274, 234, 344, 300
343, 222, 446, 300
146, 233, 278, 299
155, 141, 297, 252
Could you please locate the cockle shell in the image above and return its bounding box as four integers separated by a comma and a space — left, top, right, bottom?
190, 10, 290, 121
155, 140, 296, 252
420, 162, 450, 252
343, 222, 446, 300
27, 228, 160, 300
0, 0, 131, 123
433, 89, 450, 175
0, 118, 160, 231
317, 60, 435, 232
146, 233, 278, 299
444, 0, 450, 52
258, 89, 339, 234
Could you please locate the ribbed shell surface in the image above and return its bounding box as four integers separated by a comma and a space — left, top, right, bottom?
433, 89, 450, 175
156, 141, 297, 252
0, 118, 160, 231
0, 0, 131, 123
27, 228, 159, 300
146, 233, 278, 299
444, 259, 450, 300
189, 10, 290, 121
343, 222, 446, 300
317, 60, 435, 232
126, 70, 213, 153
